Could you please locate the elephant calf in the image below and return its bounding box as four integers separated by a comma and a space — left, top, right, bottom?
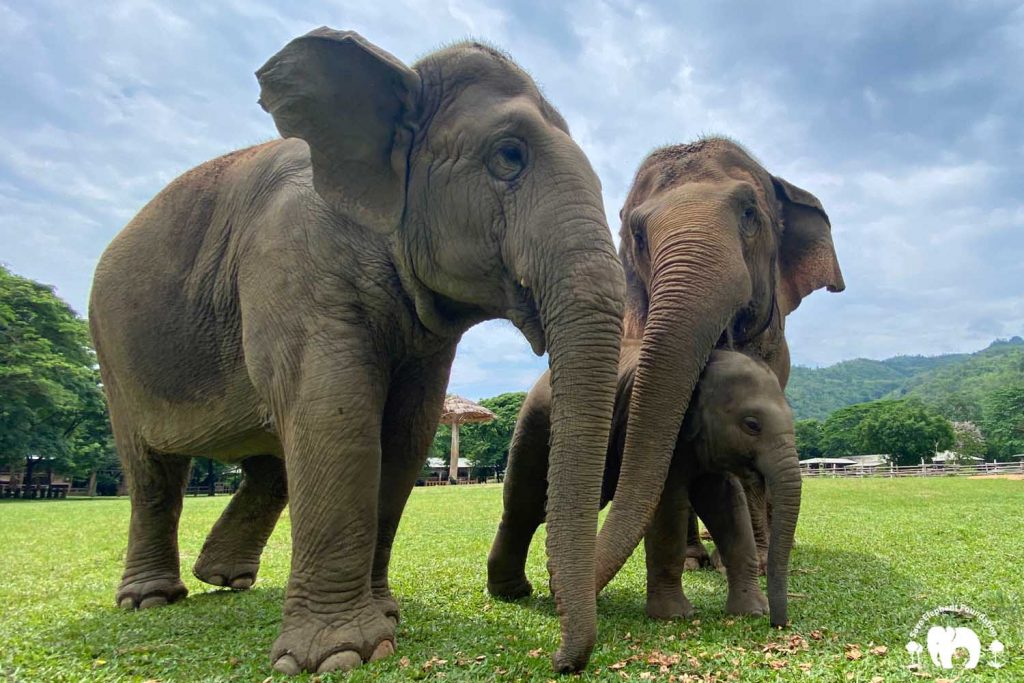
488, 344, 801, 626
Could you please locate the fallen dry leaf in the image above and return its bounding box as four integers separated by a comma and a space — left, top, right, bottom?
399, 656, 410, 667
809, 630, 824, 640
870, 677, 884, 683
769, 660, 787, 670
845, 644, 863, 661
870, 645, 889, 656
527, 648, 543, 658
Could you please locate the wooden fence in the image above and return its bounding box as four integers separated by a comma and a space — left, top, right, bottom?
801, 460, 1024, 478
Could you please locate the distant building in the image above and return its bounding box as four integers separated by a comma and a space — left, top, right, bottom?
845, 454, 890, 469
799, 457, 857, 470
932, 450, 984, 465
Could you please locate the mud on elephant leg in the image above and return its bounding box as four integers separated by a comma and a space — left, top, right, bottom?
117, 446, 191, 609
372, 348, 455, 625
643, 457, 695, 620
683, 510, 712, 571
194, 454, 288, 590
488, 391, 552, 600
690, 474, 767, 617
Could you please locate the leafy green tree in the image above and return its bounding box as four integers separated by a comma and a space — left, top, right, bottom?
856, 399, 954, 466
980, 381, 1024, 460
794, 419, 823, 460
950, 421, 986, 463
0, 266, 114, 480
820, 403, 874, 457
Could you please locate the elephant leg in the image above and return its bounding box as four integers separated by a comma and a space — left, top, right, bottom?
644, 455, 695, 620
116, 430, 192, 609
193, 454, 288, 590
683, 509, 712, 571
270, 353, 395, 675
487, 392, 552, 600
372, 346, 456, 624
690, 473, 767, 616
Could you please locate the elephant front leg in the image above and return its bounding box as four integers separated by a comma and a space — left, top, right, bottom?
194, 454, 288, 590
690, 474, 767, 617
271, 362, 395, 675
644, 456, 695, 620
372, 346, 456, 624
487, 396, 552, 600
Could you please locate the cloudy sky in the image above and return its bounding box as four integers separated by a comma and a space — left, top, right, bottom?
2, 0, 1022, 399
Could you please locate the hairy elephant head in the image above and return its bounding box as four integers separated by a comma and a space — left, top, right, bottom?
257, 28, 623, 671
682, 351, 800, 626
595, 137, 842, 594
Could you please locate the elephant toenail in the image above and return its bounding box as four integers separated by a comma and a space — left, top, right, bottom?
317, 650, 362, 673
139, 595, 168, 609
370, 640, 395, 661
118, 596, 136, 609
273, 654, 301, 675
230, 576, 253, 590
207, 574, 226, 586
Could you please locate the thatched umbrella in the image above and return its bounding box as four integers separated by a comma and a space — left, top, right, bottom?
439, 395, 496, 484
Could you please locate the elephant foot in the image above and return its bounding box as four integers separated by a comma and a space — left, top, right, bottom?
725, 584, 768, 617
373, 593, 400, 627
488, 575, 533, 600
645, 590, 695, 620
683, 541, 711, 572
193, 553, 261, 590
117, 574, 188, 609
271, 604, 396, 674
710, 548, 727, 574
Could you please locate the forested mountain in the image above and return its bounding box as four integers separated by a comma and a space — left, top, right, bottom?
786, 336, 1024, 421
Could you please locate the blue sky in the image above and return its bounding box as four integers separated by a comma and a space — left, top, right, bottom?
2, 1, 1022, 400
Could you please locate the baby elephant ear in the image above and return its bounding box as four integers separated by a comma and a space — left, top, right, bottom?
771, 175, 846, 315
256, 27, 422, 233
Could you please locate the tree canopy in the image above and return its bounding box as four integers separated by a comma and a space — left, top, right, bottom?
816, 399, 954, 466
0, 266, 113, 477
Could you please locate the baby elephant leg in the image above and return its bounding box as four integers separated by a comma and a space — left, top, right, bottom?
690, 473, 767, 617
644, 457, 695, 620
683, 510, 712, 571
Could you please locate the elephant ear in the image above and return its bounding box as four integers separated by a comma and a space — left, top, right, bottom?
771, 176, 846, 315
256, 27, 421, 233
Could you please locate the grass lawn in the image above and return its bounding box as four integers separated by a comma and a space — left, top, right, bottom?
1, 477, 1021, 682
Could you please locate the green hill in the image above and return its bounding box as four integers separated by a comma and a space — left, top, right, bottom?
786, 336, 1024, 420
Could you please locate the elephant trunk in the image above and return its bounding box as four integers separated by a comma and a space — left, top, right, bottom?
532, 210, 625, 671
595, 212, 750, 590
763, 437, 802, 627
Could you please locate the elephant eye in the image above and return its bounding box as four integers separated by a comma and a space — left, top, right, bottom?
741, 416, 762, 435
487, 138, 528, 182
740, 206, 760, 237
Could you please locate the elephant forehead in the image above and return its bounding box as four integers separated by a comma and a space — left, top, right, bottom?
414, 43, 569, 134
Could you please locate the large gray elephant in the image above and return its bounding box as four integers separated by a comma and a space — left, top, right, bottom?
489, 345, 798, 625
88, 28, 624, 675
593, 138, 845, 628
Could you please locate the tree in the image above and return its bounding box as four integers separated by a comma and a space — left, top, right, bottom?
950, 421, 986, 463
980, 381, 1024, 460
430, 392, 527, 473
0, 266, 114, 480
794, 419, 823, 460
820, 403, 875, 457
856, 399, 954, 466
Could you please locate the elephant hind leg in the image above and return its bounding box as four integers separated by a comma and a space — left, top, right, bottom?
487, 399, 551, 600
116, 426, 192, 609
683, 510, 712, 571
193, 454, 288, 590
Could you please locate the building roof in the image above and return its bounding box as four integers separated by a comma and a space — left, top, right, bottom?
439, 395, 497, 425
800, 457, 857, 466
426, 457, 474, 469
932, 451, 984, 463
846, 454, 890, 467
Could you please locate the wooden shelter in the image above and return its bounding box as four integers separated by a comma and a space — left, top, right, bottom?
439, 395, 496, 484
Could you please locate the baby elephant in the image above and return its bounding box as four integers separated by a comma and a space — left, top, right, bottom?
488, 345, 801, 626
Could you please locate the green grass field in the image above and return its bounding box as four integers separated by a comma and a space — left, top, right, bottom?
1, 478, 1021, 681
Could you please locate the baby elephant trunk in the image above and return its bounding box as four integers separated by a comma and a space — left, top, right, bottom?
762, 437, 802, 627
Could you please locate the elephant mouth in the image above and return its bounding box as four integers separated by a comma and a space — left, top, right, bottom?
507, 281, 546, 356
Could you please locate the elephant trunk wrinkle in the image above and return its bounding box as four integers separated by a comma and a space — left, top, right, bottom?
764, 453, 801, 627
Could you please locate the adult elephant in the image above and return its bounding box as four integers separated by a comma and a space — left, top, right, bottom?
89, 28, 624, 675
594, 138, 844, 627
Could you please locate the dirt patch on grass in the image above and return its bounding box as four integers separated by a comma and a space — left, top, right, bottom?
970, 473, 1024, 480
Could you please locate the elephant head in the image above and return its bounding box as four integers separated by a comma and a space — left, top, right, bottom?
595, 138, 844, 621
257, 29, 624, 671
681, 350, 800, 626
